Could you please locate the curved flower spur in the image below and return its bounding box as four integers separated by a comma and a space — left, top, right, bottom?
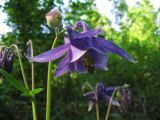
28, 21, 134, 77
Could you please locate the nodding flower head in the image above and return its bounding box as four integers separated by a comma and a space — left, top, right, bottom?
46, 7, 62, 28
0, 47, 14, 73
0, 48, 6, 69
119, 88, 133, 112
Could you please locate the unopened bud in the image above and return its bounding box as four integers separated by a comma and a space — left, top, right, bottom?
46, 7, 62, 28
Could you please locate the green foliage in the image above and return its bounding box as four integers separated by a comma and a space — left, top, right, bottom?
22, 88, 44, 97
0, 0, 160, 120
0, 69, 43, 97
0, 69, 28, 93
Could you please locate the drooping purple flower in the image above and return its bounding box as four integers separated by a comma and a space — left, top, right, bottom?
0, 48, 14, 73
119, 88, 133, 112
84, 82, 119, 111
0, 48, 6, 69
28, 21, 134, 77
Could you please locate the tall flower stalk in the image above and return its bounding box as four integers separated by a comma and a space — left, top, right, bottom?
95, 94, 100, 120
12, 44, 29, 89
46, 29, 58, 120
13, 44, 39, 120
27, 40, 37, 120
105, 88, 117, 120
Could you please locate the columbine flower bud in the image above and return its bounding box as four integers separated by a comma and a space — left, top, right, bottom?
46, 7, 62, 28
27, 40, 33, 57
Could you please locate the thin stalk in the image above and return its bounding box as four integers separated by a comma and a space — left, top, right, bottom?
28, 40, 37, 120
30, 42, 35, 90
95, 90, 100, 120
105, 89, 117, 120
46, 29, 58, 120
13, 44, 37, 120
12, 44, 29, 89
94, 84, 100, 120
32, 99, 37, 120
96, 101, 100, 120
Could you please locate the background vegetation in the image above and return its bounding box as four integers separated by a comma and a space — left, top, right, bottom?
0, 0, 160, 120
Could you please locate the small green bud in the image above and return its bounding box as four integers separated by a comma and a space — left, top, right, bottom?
46, 7, 62, 28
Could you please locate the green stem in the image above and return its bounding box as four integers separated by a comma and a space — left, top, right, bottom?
95, 86, 100, 120
13, 44, 37, 120
96, 101, 100, 120
105, 89, 117, 120
46, 29, 58, 120
29, 41, 35, 90
95, 90, 100, 120
32, 98, 37, 120
29, 40, 37, 120
12, 44, 29, 89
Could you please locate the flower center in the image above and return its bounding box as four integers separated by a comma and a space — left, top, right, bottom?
82, 49, 95, 73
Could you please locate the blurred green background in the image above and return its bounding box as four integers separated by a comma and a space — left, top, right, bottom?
0, 0, 160, 120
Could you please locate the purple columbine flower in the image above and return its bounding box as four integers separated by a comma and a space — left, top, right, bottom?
28, 21, 134, 77
0, 48, 14, 73
84, 83, 119, 111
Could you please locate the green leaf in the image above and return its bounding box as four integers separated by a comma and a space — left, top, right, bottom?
22, 88, 44, 96
0, 69, 28, 93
